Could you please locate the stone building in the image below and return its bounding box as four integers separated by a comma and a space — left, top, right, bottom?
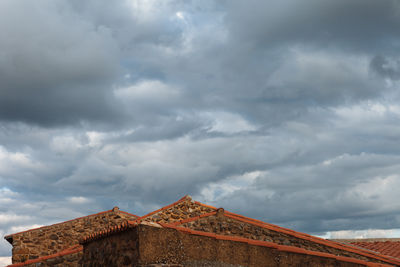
4, 196, 400, 266
4, 207, 138, 265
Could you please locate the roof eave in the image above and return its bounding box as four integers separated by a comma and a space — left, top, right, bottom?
4, 235, 13, 244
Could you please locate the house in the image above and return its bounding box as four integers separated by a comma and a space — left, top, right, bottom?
4, 196, 400, 266
4, 207, 138, 265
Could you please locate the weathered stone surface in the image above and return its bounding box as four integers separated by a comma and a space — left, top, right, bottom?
144, 198, 215, 224
20, 250, 83, 267
179, 214, 390, 265
8, 209, 136, 264
82, 225, 370, 267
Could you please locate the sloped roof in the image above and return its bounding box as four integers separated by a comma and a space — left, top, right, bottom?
172, 210, 400, 266
137, 195, 217, 223
80, 195, 215, 243
334, 239, 400, 260
4, 207, 138, 244
81, 220, 394, 267
162, 223, 394, 267
79, 197, 400, 266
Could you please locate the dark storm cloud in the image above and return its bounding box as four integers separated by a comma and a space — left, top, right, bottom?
2, 0, 400, 259
0, 0, 123, 126
226, 0, 400, 52
0, 0, 186, 127
370, 55, 400, 80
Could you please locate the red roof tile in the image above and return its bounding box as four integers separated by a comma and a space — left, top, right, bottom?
161, 223, 397, 267
348, 241, 400, 259
84, 221, 394, 267
79, 197, 400, 266
171, 206, 400, 266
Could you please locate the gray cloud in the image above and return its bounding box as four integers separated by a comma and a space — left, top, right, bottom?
370, 55, 400, 80
2, 0, 400, 258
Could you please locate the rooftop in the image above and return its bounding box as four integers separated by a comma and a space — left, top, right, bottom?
4, 206, 138, 244
334, 239, 400, 260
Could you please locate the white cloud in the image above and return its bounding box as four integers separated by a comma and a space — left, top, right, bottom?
67, 196, 90, 204
196, 171, 269, 202
329, 228, 400, 239
0, 256, 11, 266
202, 111, 257, 134
114, 80, 180, 103
9, 224, 44, 234
0, 214, 31, 226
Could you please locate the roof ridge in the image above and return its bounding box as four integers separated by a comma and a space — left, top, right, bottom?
81, 204, 400, 265
77, 207, 400, 266
79, 196, 214, 244
119, 210, 139, 218
4, 207, 137, 240
169, 208, 400, 265
78, 221, 396, 267
171, 211, 218, 226
133, 195, 208, 222
194, 200, 218, 210
80, 220, 131, 244
158, 223, 394, 267
223, 212, 400, 265
7, 245, 83, 267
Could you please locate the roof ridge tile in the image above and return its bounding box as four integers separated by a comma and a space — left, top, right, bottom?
158, 223, 394, 267
223, 212, 400, 265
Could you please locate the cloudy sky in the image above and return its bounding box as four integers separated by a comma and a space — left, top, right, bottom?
2, 0, 400, 262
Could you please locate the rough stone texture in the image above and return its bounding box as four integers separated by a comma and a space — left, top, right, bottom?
179, 214, 391, 265
82, 225, 374, 267
15, 250, 82, 267
144, 198, 215, 224
83, 228, 139, 267
8, 208, 136, 264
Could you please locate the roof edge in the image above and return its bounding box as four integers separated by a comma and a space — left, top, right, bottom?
134, 195, 200, 221
79, 221, 394, 267
223, 212, 400, 266
4, 207, 137, 239
159, 223, 394, 267
165, 207, 400, 266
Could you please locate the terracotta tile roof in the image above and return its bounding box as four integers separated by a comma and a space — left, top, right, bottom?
80, 195, 213, 244
79, 195, 198, 244
4, 207, 138, 243
80, 220, 132, 244
334, 239, 400, 260
79, 197, 400, 266
159, 223, 398, 266
7, 245, 83, 267
172, 210, 400, 266
82, 221, 394, 267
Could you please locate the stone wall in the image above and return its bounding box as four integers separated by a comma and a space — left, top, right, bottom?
82, 224, 379, 267
179, 213, 391, 265
83, 228, 139, 267
9, 250, 82, 267
8, 208, 136, 264
144, 197, 215, 224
